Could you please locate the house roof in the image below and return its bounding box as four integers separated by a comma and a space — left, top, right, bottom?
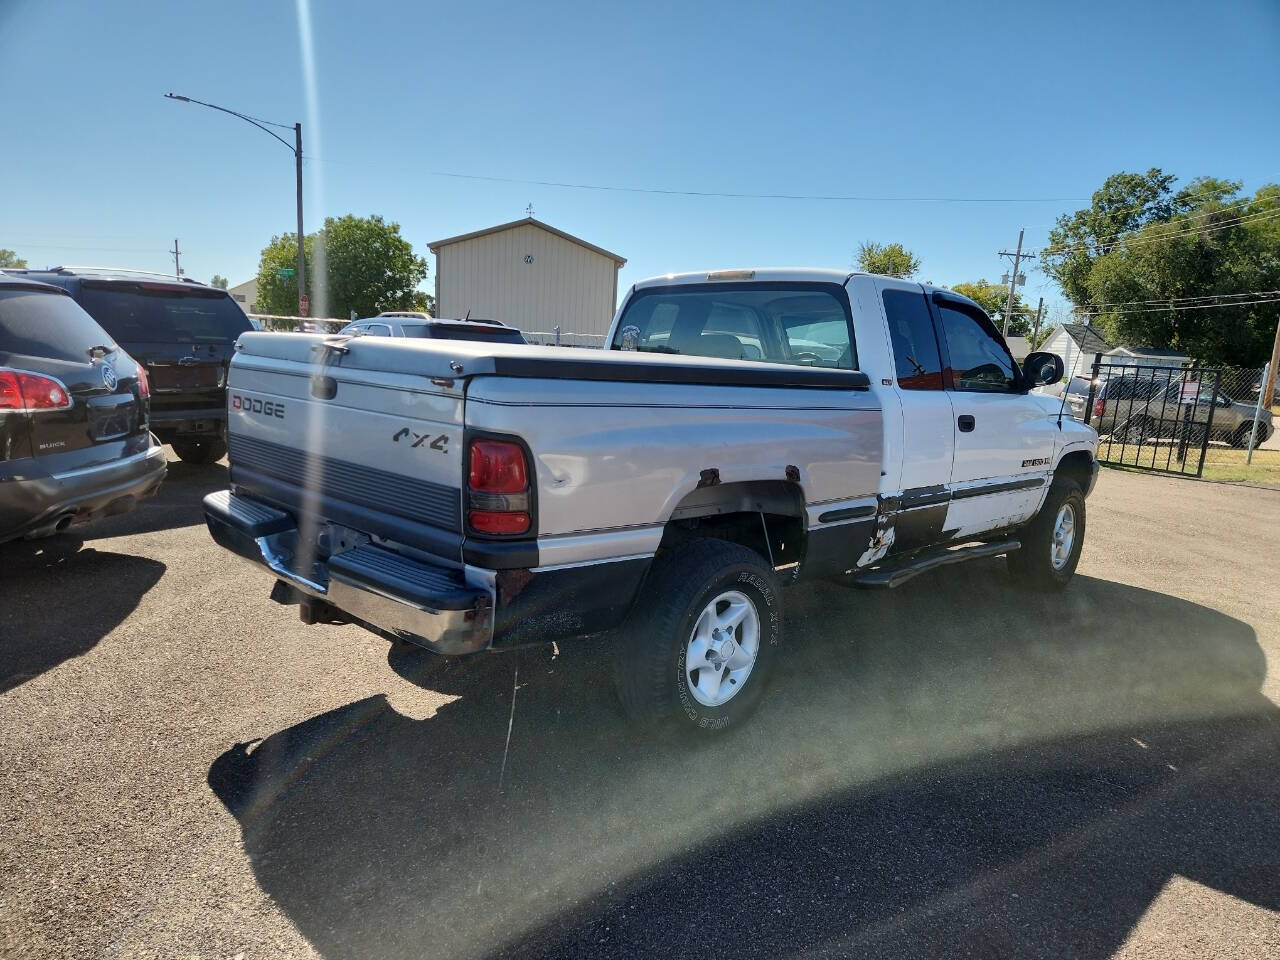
428, 217, 627, 266
1053, 322, 1113, 357
1004, 336, 1031, 358
1105, 345, 1190, 359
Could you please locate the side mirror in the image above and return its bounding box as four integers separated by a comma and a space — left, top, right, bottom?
1022, 351, 1064, 387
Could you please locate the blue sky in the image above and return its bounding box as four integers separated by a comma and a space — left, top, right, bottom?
2, 0, 1278, 321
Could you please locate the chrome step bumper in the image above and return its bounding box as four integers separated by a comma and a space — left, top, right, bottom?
203, 490, 492, 654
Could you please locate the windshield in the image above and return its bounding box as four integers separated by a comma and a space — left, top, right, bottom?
612, 283, 856, 368
78, 284, 251, 343
0, 288, 115, 363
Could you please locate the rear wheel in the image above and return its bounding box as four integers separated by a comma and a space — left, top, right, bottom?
1008, 477, 1085, 591
1114, 415, 1152, 443
170, 437, 227, 465
1230, 422, 1264, 449
615, 539, 781, 733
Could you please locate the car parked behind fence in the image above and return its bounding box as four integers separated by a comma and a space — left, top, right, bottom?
339, 313, 527, 344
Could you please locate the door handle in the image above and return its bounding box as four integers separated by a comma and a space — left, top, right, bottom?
958, 415, 976, 432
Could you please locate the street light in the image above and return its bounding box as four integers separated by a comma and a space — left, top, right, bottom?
165, 93, 308, 318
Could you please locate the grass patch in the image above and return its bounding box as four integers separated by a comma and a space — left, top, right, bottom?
1098, 440, 1280, 487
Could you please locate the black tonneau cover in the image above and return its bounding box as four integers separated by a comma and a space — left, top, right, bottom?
237, 332, 870, 390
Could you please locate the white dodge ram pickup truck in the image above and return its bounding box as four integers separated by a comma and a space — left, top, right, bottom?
205, 269, 1097, 732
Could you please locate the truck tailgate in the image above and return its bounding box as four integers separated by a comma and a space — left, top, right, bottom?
226, 333, 465, 559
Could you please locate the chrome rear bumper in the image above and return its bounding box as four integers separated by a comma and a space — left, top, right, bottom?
204, 490, 492, 654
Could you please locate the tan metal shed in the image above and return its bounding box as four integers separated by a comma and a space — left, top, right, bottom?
428, 217, 626, 342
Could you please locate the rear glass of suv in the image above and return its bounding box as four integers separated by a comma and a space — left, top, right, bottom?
414, 323, 526, 343
78, 283, 251, 343
0, 288, 115, 363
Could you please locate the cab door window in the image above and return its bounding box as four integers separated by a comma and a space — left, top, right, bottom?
882, 289, 944, 390
936, 303, 1017, 392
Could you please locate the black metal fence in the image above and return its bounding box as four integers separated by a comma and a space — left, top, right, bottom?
1080, 355, 1276, 478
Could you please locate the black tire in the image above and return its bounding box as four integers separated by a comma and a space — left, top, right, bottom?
1007, 477, 1085, 592
1114, 415, 1152, 443
1230, 422, 1263, 449
615, 539, 781, 733
170, 437, 227, 465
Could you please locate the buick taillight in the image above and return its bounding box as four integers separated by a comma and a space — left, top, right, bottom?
0, 369, 73, 412
467, 438, 531, 535
1093, 397, 1106, 419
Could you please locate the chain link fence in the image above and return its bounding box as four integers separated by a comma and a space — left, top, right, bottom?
523, 329, 607, 348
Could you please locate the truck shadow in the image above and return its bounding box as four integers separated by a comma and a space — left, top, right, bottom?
207, 565, 1277, 960
0, 543, 165, 693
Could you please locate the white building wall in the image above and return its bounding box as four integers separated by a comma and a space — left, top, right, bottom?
436, 223, 618, 337
1043, 329, 1091, 381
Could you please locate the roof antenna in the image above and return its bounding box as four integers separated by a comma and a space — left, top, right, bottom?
464, 308, 471, 321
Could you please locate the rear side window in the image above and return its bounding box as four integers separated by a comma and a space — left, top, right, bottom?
78, 285, 251, 343
882, 289, 943, 389
937, 303, 1017, 392
0, 289, 114, 363
613, 283, 856, 369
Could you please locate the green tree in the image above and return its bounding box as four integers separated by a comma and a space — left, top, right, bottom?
0, 249, 28, 269
951, 279, 1037, 337
1043, 171, 1280, 365
209, 274, 229, 289
856, 241, 920, 279
255, 214, 428, 318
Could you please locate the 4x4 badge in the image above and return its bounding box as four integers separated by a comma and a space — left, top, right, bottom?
101, 363, 118, 390
393, 427, 448, 452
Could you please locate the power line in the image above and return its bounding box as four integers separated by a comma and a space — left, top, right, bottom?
1076, 296, 1280, 317
398, 167, 1094, 204
1035, 192, 1270, 243
1039, 206, 1280, 257
1082, 289, 1280, 309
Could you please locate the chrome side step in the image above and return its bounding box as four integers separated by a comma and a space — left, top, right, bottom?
853, 539, 1020, 589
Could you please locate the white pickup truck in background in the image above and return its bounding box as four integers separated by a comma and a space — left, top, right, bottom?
205, 269, 1098, 733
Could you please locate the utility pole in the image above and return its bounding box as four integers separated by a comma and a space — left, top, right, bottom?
998, 229, 1036, 337
295, 122, 307, 317
170, 238, 182, 276
1031, 296, 1044, 345
165, 93, 306, 317
1263, 316, 1280, 418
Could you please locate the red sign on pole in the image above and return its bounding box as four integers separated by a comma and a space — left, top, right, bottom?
299, 294, 310, 317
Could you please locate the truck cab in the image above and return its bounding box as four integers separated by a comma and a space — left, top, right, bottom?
607, 269, 1097, 560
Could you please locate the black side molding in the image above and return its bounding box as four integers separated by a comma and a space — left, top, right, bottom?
817, 504, 876, 523
950, 477, 1044, 500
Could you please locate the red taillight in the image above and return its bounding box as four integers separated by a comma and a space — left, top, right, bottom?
0, 369, 72, 412
467, 438, 531, 536
135, 365, 150, 399
1093, 397, 1106, 418
468, 510, 531, 535
469, 440, 528, 493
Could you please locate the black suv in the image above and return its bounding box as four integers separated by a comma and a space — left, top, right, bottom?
0, 274, 166, 544
3, 268, 252, 463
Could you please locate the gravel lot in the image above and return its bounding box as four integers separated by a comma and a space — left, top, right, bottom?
3, 455, 1279, 960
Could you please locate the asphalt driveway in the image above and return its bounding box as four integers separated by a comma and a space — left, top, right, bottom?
2, 458, 1278, 959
